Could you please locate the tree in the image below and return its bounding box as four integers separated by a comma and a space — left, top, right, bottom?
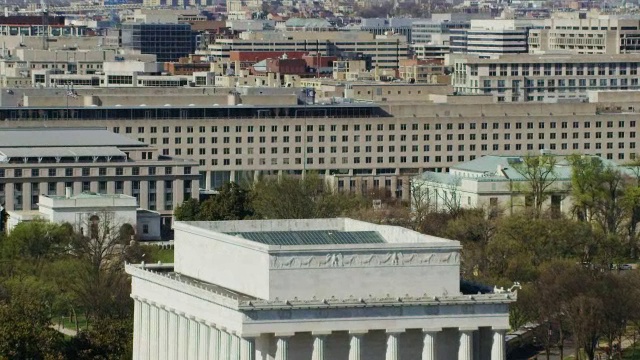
68, 317, 133, 360
198, 182, 253, 221
570, 155, 630, 235
511, 154, 558, 216
1, 220, 72, 262
520, 260, 579, 359
173, 198, 200, 221
410, 178, 433, 223
251, 174, 365, 219
444, 208, 494, 277
0, 279, 66, 359
69, 211, 130, 274
485, 211, 593, 283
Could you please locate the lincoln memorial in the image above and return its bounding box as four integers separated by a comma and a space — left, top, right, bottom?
126, 218, 515, 360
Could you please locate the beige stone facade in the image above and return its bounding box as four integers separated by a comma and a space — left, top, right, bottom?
0, 98, 638, 202
0, 128, 199, 218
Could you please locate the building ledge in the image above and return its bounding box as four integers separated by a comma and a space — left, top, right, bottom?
238, 292, 516, 311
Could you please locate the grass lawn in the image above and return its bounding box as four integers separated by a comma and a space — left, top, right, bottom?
56, 313, 89, 331
141, 245, 174, 263
623, 343, 640, 359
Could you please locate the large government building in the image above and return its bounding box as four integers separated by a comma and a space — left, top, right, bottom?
0, 128, 199, 222
1, 91, 638, 200
126, 218, 514, 360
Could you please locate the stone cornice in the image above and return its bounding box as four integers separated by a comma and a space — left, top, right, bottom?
125, 263, 241, 309
238, 293, 516, 311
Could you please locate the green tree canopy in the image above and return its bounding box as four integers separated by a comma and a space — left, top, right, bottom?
198, 182, 253, 221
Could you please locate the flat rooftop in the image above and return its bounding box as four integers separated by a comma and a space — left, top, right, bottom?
179, 218, 459, 247
0, 128, 144, 148
224, 230, 385, 246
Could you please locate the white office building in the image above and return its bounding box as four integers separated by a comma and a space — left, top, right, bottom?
126, 218, 515, 360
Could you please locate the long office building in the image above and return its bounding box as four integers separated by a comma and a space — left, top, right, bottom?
450, 53, 640, 102
529, 13, 640, 55
1, 93, 639, 201
0, 128, 199, 221
203, 31, 408, 70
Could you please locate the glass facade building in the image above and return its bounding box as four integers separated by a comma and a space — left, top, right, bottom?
121, 23, 195, 62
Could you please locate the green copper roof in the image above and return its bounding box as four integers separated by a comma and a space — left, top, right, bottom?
224, 230, 385, 246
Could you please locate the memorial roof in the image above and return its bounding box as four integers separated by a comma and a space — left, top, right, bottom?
223, 230, 385, 246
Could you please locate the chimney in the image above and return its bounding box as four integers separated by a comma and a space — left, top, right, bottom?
65, 187, 72, 199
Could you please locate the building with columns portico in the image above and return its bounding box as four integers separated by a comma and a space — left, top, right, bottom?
126, 218, 516, 360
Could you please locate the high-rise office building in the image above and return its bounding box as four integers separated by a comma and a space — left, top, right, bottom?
121, 23, 195, 62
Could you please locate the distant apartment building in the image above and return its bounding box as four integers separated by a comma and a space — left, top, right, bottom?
529, 13, 640, 54
398, 59, 449, 84
0, 49, 156, 88
121, 23, 195, 62
450, 53, 640, 102
411, 17, 469, 45
205, 31, 408, 69
31, 60, 215, 88
0, 128, 199, 220
358, 18, 419, 43
451, 19, 543, 56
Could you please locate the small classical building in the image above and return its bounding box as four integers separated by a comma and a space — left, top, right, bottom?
410, 154, 635, 215
6, 190, 161, 240
126, 218, 515, 360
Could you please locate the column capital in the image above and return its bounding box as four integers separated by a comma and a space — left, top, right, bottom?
312, 331, 332, 336
348, 330, 369, 336
386, 329, 405, 334
458, 327, 477, 332
240, 333, 262, 338
275, 332, 295, 338
491, 326, 510, 332
423, 327, 442, 333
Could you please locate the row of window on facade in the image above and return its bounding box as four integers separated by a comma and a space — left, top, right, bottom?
115, 119, 638, 137
197, 150, 636, 167
471, 62, 640, 76
0, 166, 191, 178
0, 180, 194, 211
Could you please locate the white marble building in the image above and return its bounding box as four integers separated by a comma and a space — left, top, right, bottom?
126, 218, 515, 360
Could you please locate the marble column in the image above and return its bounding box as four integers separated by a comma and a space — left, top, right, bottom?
209, 324, 220, 360
149, 303, 159, 360
197, 322, 209, 360
275, 333, 293, 360
219, 330, 231, 360
230, 333, 241, 360
491, 328, 507, 360
168, 311, 179, 360
240, 337, 255, 360
422, 328, 439, 360
254, 334, 270, 360
385, 330, 402, 360
311, 332, 330, 360
458, 328, 475, 360
188, 317, 198, 360
348, 331, 366, 360
139, 302, 150, 360
158, 307, 169, 360
178, 313, 189, 360
132, 298, 142, 360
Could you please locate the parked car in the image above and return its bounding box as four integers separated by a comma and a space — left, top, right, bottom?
619, 264, 633, 270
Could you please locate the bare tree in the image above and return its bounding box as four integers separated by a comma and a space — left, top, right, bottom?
70, 210, 132, 274
412, 173, 462, 215
410, 177, 433, 222
439, 176, 462, 215
511, 155, 558, 216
